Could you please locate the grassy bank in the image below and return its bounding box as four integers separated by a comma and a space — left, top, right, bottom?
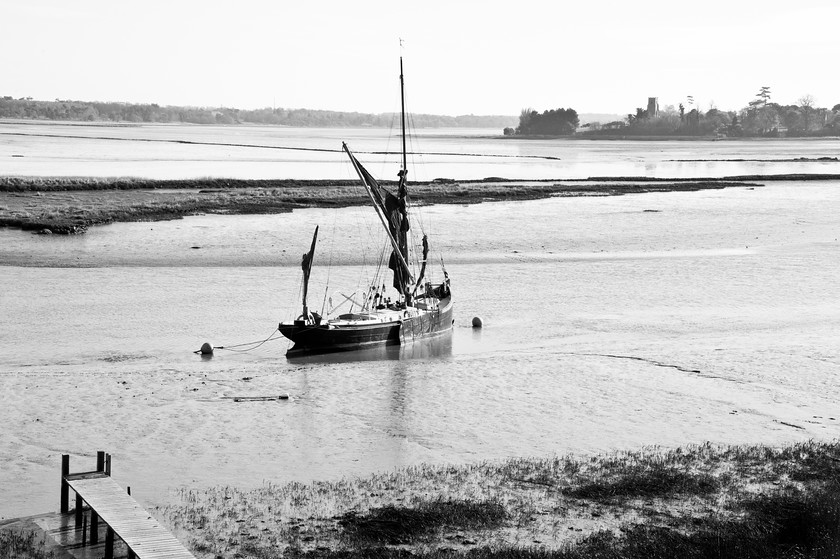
0, 176, 758, 234
151, 440, 840, 559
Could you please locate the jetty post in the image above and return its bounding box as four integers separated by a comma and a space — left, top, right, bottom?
60, 454, 70, 513
105, 526, 115, 559
89, 451, 106, 544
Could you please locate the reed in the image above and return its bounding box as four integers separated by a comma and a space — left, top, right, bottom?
154, 440, 840, 559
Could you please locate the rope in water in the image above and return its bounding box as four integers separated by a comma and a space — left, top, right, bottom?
193, 328, 284, 354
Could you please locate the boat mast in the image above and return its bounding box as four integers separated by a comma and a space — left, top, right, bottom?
397, 56, 414, 306
399, 57, 407, 183
341, 56, 415, 302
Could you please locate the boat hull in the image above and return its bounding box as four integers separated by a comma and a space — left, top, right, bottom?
280, 298, 453, 357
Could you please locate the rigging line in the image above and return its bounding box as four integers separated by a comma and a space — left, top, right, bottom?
403, 100, 430, 243
1, 131, 564, 161
320, 214, 336, 317
343, 153, 379, 310
383, 110, 399, 177
357, 190, 382, 309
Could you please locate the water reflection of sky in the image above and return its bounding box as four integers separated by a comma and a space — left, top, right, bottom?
2, 123, 839, 180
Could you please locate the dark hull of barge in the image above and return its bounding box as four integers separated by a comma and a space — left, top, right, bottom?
279, 297, 453, 357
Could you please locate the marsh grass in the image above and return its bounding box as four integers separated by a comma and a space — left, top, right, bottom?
283, 488, 840, 559
155, 440, 840, 559
0, 528, 54, 559
340, 500, 507, 545
565, 468, 720, 501
0, 177, 364, 192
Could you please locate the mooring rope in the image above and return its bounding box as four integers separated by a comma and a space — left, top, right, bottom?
193, 328, 284, 354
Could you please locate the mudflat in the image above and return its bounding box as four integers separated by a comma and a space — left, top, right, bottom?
0, 176, 758, 234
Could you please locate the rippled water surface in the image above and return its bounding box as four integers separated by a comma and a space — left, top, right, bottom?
1, 130, 840, 518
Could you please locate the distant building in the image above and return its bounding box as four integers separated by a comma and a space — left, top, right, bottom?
647, 97, 659, 118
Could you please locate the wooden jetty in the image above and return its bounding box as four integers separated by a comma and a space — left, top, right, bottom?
59, 451, 194, 559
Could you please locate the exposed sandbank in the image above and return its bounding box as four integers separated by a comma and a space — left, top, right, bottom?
0, 176, 769, 234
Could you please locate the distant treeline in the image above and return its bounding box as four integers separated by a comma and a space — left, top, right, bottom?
0, 96, 517, 128
582, 105, 840, 138
582, 91, 840, 137
507, 88, 840, 138
504, 108, 580, 136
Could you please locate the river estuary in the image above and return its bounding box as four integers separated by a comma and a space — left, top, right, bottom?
1, 125, 839, 518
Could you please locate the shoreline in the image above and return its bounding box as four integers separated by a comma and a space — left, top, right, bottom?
494, 134, 840, 141
0, 175, 788, 235
5, 119, 840, 141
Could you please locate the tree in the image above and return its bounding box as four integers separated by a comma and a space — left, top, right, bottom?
741, 104, 780, 135
699, 108, 734, 135
728, 114, 742, 136
517, 108, 534, 133
686, 108, 700, 129
798, 94, 815, 109
515, 107, 579, 135
756, 86, 771, 107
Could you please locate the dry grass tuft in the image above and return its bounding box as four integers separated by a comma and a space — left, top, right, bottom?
0, 529, 54, 559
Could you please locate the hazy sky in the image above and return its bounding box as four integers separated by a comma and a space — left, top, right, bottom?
3, 0, 838, 116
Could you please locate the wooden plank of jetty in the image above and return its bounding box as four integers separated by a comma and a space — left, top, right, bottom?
65, 472, 194, 559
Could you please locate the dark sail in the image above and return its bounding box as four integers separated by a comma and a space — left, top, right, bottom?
300, 225, 319, 318
345, 149, 411, 292
384, 189, 409, 291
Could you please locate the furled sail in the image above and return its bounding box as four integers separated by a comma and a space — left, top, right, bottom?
300, 225, 319, 319
343, 145, 413, 293
384, 185, 410, 292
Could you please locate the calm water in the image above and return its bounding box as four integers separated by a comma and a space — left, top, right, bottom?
2, 121, 840, 179
1, 129, 840, 518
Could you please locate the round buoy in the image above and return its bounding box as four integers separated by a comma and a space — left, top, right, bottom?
471, 316, 483, 328
200, 342, 214, 355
